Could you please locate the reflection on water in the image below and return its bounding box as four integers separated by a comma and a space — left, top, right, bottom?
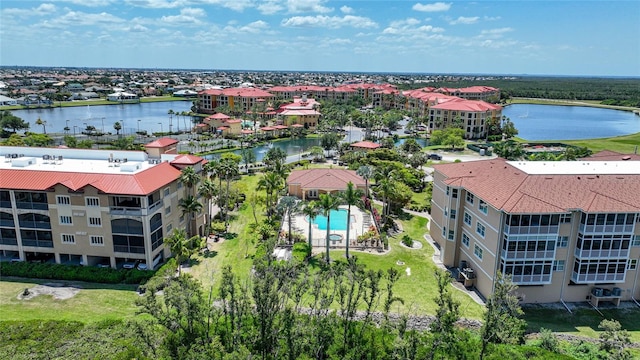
204, 137, 325, 162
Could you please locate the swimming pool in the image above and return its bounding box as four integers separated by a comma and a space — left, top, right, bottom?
310, 209, 353, 231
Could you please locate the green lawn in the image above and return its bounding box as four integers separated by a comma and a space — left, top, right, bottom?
523, 306, 640, 343
0, 279, 139, 322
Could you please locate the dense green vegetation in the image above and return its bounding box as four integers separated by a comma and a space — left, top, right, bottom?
404, 77, 640, 107
1, 261, 154, 284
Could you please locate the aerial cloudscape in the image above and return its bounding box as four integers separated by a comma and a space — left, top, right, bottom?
1, 1, 638, 77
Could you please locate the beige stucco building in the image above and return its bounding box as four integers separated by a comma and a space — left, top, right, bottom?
0, 142, 207, 270
430, 152, 640, 305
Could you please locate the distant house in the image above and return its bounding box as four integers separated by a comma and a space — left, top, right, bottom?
107, 91, 139, 103
287, 168, 366, 200
0, 94, 17, 106
173, 89, 198, 97
276, 94, 321, 129
202, 113, 242, 136
349, 141, 381, 151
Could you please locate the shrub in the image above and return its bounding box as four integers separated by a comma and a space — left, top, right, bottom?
401, 235, 414, 248
292, 242, 309, 263
0, 262, 154, 284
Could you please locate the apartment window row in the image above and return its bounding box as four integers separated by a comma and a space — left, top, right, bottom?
88, 217, 102, 226
60, 234, 105, 246
507, 214, 567, 227
573, 259, 626, 277
576, 234, 631, 251
56, 195, 70, 205
580, 213, 635, 226
502, 239, 555, 253
462, 233, 470, 247
60, 216, 72, 225
503, 260, 552, 277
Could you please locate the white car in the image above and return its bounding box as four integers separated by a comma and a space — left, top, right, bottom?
122, 261, 137, 269
137, 262, 148, 271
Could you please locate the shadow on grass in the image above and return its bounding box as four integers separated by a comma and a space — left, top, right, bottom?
398, 211, 414, 221
523, 305, 640, 335
0, 276, 138, 291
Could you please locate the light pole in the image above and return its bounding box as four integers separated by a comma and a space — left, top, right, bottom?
73, 125, 77, 137
137, 119, 141, 135
101, 117, 105, 133
158, 122, 163, 135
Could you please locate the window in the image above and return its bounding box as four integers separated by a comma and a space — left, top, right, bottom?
442, 226, 446, 237
177, 182, 183, 189
450, 210, 456, 219
553, 260, 565, 271
448, 230, 455, 240
557, 236, 569, 248
462, 233, 470, 247
179, 214, 185, 223
479, 200, 488, 214
464, 212, 472, 226
164, 187, 170, 197
446, 186, 450, 196
165, 206, 171, 215
628, 259, 638, 270
85, 197, 99, 207
476, 222, 486, 237
560, 214, 571, 223
474, 245, 483, 260
56, 196, 70, 205
466, 193, 475, 204
167, 224, 173, 233
632, 235, 640, 247
60, 216, 72, 225
444, 207, 448, 217
88, 217, 102, 226
61, 234, 75, 244
451, 189, 458, 198
90, 236, 104, 246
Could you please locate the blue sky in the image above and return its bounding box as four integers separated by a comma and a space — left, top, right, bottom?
1, 1, 638, 76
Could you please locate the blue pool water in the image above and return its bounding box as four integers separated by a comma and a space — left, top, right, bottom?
310, 209, 349, 231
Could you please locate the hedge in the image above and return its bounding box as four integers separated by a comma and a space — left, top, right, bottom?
0, 262, 154, 284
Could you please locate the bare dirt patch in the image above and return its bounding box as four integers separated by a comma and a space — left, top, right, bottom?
17, 283, 81, 301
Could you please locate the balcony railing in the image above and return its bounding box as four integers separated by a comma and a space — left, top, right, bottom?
509, 273, 552, 285
574, 248, 630, 259
0, 237, 18, 246
580, 224, 634, 234
21, 239, 54, 248
18, 221, 51, 229
113, 245, 146, 254
503, 225, 559, 235
109, 207, 143, 216
501, 249, 556, 260
148, 200, 162, 213
15, 202, 48, 211
571, 271, 625, 283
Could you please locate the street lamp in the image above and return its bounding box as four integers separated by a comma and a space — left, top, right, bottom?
158, 122, 163, 135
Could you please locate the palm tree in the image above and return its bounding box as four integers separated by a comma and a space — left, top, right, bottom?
35, 117, 47, 134
318, 193, 341, 263
198, 178, 218, 233
164, 228, 201, 275
179, 195, 203, 237
301, 201, 319, 258
219, 158, 239, 229
257, 171, 284, 218
167, 109, 174, 134
277, 196, 301, 245
113, 121, 122, 136
339, 182, 364, 259
179, 166, 201, 197
356, 165, 374, 199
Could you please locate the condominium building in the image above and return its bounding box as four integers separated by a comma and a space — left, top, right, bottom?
0, 142, 206, 270
430, 153, 640, 304
428, 99, 502, 139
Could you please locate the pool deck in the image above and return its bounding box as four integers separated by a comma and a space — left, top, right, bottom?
285, 206, 373, 248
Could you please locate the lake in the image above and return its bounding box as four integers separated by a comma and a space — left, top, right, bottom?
11, 101, 192, 134
503, 104, 640, 141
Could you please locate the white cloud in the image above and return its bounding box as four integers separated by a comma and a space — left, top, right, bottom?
287, 0, 333, 14
2, 3, 58, 17
340, 5, 353, 14
63, 0, 115, 7
41, 10, 125, 28
127, 24, 149, 32
449, 16, 479, 25
224, 20, 271, 34
257, 0, 284, 15
478, 27, 513, 39
124, 0, 184, 8
161, 7, 206, 25
484, 15, 501, 21
282, 15, 377, 29
412, 2, 451, 12
383, 18, 443, 35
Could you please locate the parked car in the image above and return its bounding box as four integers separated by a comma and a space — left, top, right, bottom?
122, 261, 138, 269
428, 153, 442, 160
137, 262, 148, 271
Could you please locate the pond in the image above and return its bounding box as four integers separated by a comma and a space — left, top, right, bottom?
503, 104, 640, 141
395, 137, 428, 147
203, 137, 324, 162
10, 101, 193, 134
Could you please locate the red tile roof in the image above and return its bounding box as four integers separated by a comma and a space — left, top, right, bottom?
582, 150, 640, 161
430, 99, 502, 112
0, 162, 181, 195
170, 154, 205, 165
350, 141, 381, 149
287, 169, 365, 191
144, 137, 179, 148
434, 158, 640, 213
208, 113, 231, 119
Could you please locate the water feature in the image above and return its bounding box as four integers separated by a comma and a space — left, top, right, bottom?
310, 209, 349, 231
203, 137, 323, 162
10, 100, 192, 134
395, 137, 428, 147
503, 104, 640, 141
